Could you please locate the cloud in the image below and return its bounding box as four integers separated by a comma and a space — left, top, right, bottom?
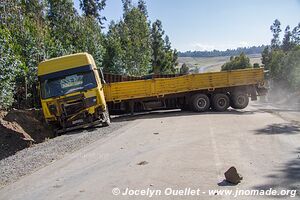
187, 41, 253, 51
238, 41, 250, 47
192, 43, 215, 51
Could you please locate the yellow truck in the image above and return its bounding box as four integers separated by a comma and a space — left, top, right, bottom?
38, 53, 266, 133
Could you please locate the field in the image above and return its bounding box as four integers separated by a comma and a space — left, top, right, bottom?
178, 54, 262, 73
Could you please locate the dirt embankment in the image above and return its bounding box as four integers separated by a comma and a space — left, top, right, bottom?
0, 109, 54, 160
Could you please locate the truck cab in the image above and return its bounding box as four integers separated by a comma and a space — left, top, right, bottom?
38, 53, 110, 133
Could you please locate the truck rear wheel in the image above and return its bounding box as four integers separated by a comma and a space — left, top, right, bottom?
212, 93, 230, 112
190, 94, 210, 112
230, 93, 249, 109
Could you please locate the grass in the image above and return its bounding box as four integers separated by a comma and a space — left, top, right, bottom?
178, 54, 262, 73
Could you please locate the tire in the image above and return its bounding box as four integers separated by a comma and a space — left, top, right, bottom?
212, 93, 230, 112
190, 94, 210, 112
230, 93, 249, 109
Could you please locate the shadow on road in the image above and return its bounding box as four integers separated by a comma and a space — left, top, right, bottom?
255, 123, 300, 135
111, 109, 258, 122
252, 147, 300, 198
217, 180, 237, 186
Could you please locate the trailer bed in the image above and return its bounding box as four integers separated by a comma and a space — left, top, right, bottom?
103, 68, 264, 103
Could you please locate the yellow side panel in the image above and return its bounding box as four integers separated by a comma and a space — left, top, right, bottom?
103, 68, 264, 102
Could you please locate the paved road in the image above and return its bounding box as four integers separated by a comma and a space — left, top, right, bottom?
0, 103, 299, 200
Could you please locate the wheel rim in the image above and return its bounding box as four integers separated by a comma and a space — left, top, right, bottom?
237, 96, 246, 105
218, 98, 226, 108
197, 98, 207, 109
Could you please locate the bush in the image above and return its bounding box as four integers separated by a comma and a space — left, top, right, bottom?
180, 63, 189, 74
221, 53, 251, 71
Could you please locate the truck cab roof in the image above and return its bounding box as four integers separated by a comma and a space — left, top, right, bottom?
37, 53, 96, 76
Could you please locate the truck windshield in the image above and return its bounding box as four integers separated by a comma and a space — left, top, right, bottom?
41, 71, 97, 99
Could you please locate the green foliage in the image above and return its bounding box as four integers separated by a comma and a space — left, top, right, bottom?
150, 21, 178, 74
102, 1, 152, 76
122, 7, 152, 75
221, 53, 252, 71
262, 19, 300, 92
122, 0, 133, 15
151, 20, 165, 74
253, 63, 260, 68
137, 0, 148, 17
282, 25, 294, 51
0, 0, 106, 109
103, 1, 177, 76
74, 16, 104, 68
79, 0, 106, 24
47, 0, 78, 54
102, 21, 125, 74
0, 28, 22, 109
180, 63, 189, 74
270, 19, 281, 49
279, 49, 300, 90
291, 23, 300, 45
0, 0, 177, 109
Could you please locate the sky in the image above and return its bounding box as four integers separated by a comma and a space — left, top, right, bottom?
74, 0, 300, 51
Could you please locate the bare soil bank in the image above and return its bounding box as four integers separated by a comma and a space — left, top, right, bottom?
0, 109, 54, 160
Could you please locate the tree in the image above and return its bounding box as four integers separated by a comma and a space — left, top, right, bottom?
161, 35, 178, 74
0, 0, 47, 107
122, 0, 132, 16
0, 0, 179, 109
150, 21, 177, 74
270, 19, 282, 49
261, 46, 271, 70
21, 0, 45, 22
221, 53, 251, 71
79, 0, 106, 25
47, 0, 78, 54
121, 7, 152, 75
150, 20, 165, 74
282, 25, 294, 51
261, 20, 300, 93
0, 28, 22, 109
137, 0, 148, 17
180, 63, 189, 74
74, 16, 105, 68
253, 63, 260, 68
281, 48, 300, 90
102, 21, 125, 74
292, 23, 300, 45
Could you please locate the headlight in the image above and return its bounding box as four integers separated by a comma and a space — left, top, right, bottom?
84, 96, 97, 107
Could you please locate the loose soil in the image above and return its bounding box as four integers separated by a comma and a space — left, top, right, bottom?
0, 109, 54, 160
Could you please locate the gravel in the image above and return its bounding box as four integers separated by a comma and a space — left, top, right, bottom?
0, 120, 127, 188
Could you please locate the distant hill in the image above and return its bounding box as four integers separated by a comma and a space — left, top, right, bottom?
177, 54, 262, 73
178, 45, 266, 57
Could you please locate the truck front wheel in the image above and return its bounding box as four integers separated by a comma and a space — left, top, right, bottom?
230, 93, 249, 109
190, 94, 210, 112
212, 93, 230, 112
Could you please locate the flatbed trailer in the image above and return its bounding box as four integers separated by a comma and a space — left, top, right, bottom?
103, 68, 266, 113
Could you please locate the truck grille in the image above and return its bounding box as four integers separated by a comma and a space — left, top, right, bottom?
63, 100, 84, 116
